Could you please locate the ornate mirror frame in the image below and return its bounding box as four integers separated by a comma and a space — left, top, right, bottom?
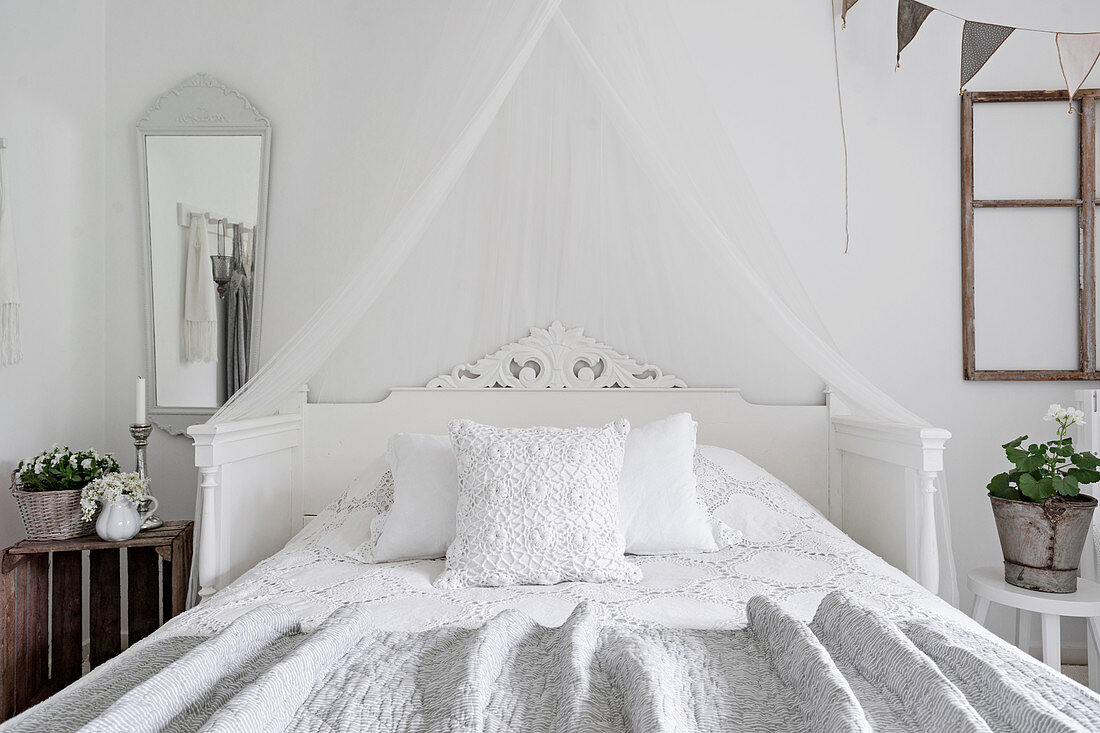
137, 73, 272, 434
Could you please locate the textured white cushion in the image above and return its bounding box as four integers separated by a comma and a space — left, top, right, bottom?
368, 414, 730, 562
434, 418, 642, 588
369, 433, 459, 562
619, 413, 726, 554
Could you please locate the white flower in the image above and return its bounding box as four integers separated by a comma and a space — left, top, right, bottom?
80, 472, 150, 521
1043, 403, 1086, 425
81, 458, 93, 470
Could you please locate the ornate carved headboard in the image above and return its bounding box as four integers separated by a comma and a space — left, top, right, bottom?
191, 322, 949, 601
301, 323, 831, 519
427, 322, 686, 389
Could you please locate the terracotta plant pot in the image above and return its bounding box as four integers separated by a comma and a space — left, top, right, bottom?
990, 493, 1097, 593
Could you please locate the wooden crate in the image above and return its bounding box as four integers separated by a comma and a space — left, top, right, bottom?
0, 520, 192, 721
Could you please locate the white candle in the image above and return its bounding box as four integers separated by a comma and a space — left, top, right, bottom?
136, 377, 146, 424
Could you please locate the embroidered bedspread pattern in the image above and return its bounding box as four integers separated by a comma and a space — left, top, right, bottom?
15, 592, 1098, 732
7, 445, 1100, 730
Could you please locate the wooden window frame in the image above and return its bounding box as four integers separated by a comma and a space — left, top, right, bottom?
962, 89, 1098, 381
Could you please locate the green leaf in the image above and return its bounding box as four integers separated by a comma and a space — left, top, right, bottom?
1006, 447, 1029, 463
1015, 453, 1045, 472
1073, 452, 1100, 469
1018, 473, 1038, 499
988, 472, 1024, 500
1003, 436, 1028, 450
1077, 468, 1100, 484
1020, 473, 1057, 501
1063, 473, 1081, 496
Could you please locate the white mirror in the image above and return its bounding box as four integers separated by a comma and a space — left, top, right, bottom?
137, 74, 271, 433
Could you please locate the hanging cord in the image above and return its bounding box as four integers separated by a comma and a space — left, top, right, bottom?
914, 4, 1099, 35
830, 0, 851, 253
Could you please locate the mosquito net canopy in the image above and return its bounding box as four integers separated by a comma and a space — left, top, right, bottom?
206, 0, 957, 602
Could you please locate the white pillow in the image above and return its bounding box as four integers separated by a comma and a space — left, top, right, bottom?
367, 414, 729, 561
618, 412, 725, 554
369, 433, 459, 562
434, 418, 641, 588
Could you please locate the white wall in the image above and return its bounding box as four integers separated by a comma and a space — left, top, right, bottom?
0, 1, 106, 548
677, 0, 1100, 651
73, 0, 1100, 656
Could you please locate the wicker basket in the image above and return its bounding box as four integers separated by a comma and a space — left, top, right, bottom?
10, 471, 95, 541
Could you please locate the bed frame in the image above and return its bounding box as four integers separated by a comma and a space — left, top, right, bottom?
188, 323, 951, 601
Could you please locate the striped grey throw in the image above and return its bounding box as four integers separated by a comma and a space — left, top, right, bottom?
7, 591, 1099, 732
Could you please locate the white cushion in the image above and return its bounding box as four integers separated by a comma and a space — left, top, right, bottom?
368, 414, 731, 562
434, 418, 641, 588
618, 412, 725, 554
369, 434, 459, 562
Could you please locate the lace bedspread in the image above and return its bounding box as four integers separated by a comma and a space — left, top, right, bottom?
170, 445, 955, 636
6, 446, 1099, 732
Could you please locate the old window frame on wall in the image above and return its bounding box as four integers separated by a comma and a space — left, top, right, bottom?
962, 89, 1098, 381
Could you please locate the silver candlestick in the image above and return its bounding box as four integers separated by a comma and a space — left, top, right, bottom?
129, 423, 163, 530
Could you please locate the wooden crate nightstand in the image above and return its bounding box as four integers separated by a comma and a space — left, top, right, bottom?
0, 520, 193, 721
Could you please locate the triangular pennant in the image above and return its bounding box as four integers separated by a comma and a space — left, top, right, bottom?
960, 21, 1013, 88
842, 0, 859, 26
1056, 33, 1100, 103
897, 0, 935, 66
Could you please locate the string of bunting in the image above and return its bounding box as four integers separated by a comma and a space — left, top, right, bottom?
843, 0, 1100, 100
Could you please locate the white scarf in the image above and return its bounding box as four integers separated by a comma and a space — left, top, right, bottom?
183, 213, 218, 362
0, 145, 20, 366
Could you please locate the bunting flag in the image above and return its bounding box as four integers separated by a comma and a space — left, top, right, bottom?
842, 0, 859, 27
960, 21, 1013, 88
839, 2, 1100, 100
1056, 33, 1100, 103
897, 0, 934, 66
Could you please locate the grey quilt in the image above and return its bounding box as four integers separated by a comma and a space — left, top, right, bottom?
8, 591, 1099, 732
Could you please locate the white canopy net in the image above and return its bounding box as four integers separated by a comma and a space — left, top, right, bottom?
207, 0, 958, 603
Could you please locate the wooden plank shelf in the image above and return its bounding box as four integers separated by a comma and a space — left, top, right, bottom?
0, 520, 192, 722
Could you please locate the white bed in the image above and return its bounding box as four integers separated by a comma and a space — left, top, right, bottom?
145, 444, 947, 635
9, 440, 1100, 731
31, 325, 1100, 731
186, 324, 952, 603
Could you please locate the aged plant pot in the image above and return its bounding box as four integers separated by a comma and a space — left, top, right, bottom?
990, 494, 1097, 593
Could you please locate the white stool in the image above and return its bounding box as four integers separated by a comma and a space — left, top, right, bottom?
967, 566, 1100, 690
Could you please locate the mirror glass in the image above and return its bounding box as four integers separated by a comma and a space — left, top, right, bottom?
146, 135, 262, 407
138, 74, 270, 429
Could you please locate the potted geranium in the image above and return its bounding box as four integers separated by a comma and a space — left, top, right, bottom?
987, 404, 1100, 592
11, 445, 119, 540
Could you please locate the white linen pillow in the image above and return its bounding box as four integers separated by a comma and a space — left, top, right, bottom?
434, 418, 641, 589
368, 414, 731, 561
369, 433, 459, 562
618, 412, 726, 554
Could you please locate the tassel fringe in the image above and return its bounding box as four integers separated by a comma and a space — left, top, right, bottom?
0, 302, 20, 365
184, 320, 217, 363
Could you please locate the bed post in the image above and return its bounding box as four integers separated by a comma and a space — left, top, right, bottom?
197, 466, 221, 601
830, 412, 950, 597
917, 470, 940, 595
188, 386, 307, 598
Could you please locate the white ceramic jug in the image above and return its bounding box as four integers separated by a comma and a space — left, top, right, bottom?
95, 496, 159, 542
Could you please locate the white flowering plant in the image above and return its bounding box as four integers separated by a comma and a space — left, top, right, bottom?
988, 404, 1100, 502
15, 445, 119, 493
80, 472, 150, 521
